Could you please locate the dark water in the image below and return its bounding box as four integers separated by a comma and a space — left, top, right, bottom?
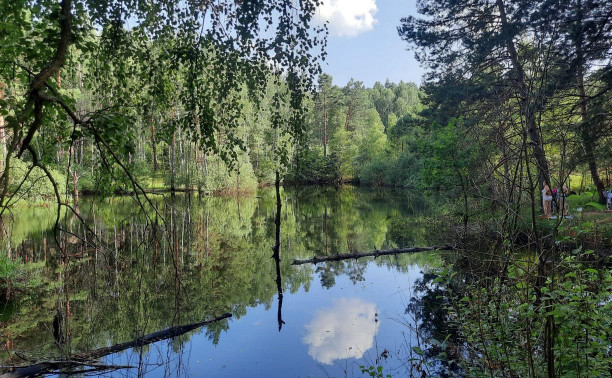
0, 186, 447, 377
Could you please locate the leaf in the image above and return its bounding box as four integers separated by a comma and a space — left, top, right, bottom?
585, 202, 604, 210
412, 346, 424, 356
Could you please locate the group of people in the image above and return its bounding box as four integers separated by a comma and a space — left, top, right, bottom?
542, 183, 570, 218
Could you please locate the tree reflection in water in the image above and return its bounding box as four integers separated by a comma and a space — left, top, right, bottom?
405, 271, 463, 377
0, 186, 445, 375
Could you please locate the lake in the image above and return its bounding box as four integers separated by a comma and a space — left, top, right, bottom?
0, 186, 452, 377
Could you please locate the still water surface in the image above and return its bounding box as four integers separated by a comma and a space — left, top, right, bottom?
0, 187, 445, 377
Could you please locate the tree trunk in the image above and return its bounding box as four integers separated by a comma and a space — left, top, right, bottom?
324, 205, 329, 254
1, 314, 232, 377
575, 0, 605, 203
0, 84, 5, 175
151, 114, 158, 171
292, 245, 454, 265
272, 169, 285, 331
323, 91, 328, 157
170, 130, 176, 195
496, 0, 551, 190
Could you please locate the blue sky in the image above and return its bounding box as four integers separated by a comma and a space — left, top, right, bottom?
315, 0, 423, 87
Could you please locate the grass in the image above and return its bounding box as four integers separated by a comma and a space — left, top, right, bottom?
534, 190, 612, 248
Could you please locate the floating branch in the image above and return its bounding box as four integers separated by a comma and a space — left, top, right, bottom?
1, 313, 232, 377
292, 246, 454, 265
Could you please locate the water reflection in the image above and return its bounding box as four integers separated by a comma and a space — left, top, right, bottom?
303, 298, 378, 364
0, 186, 445, 376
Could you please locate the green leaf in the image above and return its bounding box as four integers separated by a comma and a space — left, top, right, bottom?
585, 202, 604, 210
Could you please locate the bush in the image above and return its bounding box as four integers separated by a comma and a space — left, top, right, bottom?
8, 158, 67, 203
433, 246, 612, 376
289, 147, 338, 184
359, 151, 421, 188
190, 152, 258, 193
359, 156, 391, 186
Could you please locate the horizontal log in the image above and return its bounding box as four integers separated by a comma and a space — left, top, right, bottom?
1, 313, 232, 377
292, 245, 454, 265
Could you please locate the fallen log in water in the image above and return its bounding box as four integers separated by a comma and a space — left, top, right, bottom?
292, 245, 454, 265
0, 312, 232, 377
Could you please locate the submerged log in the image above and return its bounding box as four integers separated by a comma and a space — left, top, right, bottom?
0, 312, 232, 377
292, 246, 454, 265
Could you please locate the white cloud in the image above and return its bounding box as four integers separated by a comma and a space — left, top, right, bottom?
317, 0, 378, 37
303, 298, 379, 364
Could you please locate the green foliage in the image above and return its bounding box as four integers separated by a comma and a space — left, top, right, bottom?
359, 364, 391, 378
359, 155, 392, 187
419, 118, 479, 189
0, 254, 18, 281
585, 201, 605, 210
329, 128, 359, 181
0, 186, 442, 364
290, 147, 338, 184
434, 246, 612, 376
7, 158, 67, 203
191, 152, 258, 193
0, 0, 327, 207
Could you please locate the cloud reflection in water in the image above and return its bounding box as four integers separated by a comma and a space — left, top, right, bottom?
303, 298, 378, 364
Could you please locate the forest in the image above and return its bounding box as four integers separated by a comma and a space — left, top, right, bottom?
0, 0, 611, 377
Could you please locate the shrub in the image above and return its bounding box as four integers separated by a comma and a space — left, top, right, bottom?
7, 158, 67, 203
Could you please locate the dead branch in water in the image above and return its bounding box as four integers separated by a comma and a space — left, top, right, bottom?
0, 312, 232, 377
292, 246, 454, 265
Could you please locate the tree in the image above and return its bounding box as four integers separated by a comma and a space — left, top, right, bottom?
399, 0, 557, 189
342, 79, 369, 133
0, 0, 326, 211
370, 82, 395, 132
420, 118, 483, 228
314, 74, 342, 157
557, 0, 612, 203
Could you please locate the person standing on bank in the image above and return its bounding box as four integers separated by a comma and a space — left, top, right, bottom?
542, 183, 553, 218
560, 186, 569, 216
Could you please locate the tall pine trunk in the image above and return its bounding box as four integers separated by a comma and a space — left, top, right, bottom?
575, 0, 605, 203
496, 0, 551, 190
